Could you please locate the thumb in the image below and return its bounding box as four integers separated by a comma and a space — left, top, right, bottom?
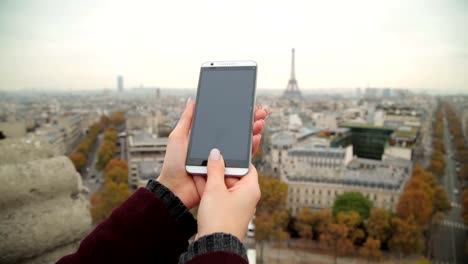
206, 148, 226, 190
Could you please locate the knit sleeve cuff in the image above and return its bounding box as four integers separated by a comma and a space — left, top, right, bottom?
146, 179, 197, 236
178, 233, 247, 263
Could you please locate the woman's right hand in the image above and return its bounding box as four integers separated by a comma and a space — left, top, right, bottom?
195, 149, 260, 241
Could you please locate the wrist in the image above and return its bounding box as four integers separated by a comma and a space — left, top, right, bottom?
156, 175, 188, 208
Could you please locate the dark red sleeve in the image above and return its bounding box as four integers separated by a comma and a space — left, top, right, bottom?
57, 188, 194, 264
187, 252, 248, 264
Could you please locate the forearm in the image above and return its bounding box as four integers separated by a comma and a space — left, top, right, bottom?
58, 182, 197, 264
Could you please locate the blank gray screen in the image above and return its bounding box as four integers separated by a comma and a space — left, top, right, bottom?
188, 67, 256, 166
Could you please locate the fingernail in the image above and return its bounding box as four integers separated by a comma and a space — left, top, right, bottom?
209, 148, 221, 161
186, 97, 192, 107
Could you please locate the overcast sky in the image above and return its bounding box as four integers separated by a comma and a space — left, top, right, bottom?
0, 0, 467, 92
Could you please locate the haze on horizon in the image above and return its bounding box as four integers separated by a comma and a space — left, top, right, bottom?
0, 0, 467, 93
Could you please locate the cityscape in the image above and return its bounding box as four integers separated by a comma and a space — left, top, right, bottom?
1, 1, 468, 264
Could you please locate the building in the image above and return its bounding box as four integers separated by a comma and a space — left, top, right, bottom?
341, 124, 394, 160
126, 131, 167, 189
286, 158, 412, 215
57, 113, 83, 154
117, 75, 124, 92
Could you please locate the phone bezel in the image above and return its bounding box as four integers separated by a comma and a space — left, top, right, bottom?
185, 60, 257, 176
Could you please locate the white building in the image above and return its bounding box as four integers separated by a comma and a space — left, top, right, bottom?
127, 131, 167, 189
57, 113, 83, 154
286, 158, 412, 215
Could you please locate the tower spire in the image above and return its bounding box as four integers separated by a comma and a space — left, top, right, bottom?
282, 48, 302, 99
290, 48, 296, 80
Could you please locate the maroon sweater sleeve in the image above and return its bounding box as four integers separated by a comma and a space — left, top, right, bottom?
57, 188, 195, 264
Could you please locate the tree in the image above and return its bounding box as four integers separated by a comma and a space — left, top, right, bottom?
104, 167, 128, 184
367, 208, 393, 245
360, 238, 381, 262
70, 152, 87, 172
319, 222, 353, 264
336, 211, 364, 243
105, 159, 129, 174
332, 192, 373, 219
389, 217, 424, 257
100, 115, 110, 128
255, 174, 289, 263
397, 187, 433, 226
295, 207, 314, 239
96, 140, 116, 170
109, 111, 125, 127
103, 128, 118, 142
90, 181, 130, 224
433, 186, 451, 213
462, 189, 468, 225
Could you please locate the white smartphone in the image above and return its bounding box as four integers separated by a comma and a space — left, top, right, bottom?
185, 61, 257, 176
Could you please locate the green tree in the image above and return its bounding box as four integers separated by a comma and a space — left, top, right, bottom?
332, 192, 373, 219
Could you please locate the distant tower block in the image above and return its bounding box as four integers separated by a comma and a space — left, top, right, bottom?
117, 75, 124, 92
282, 48, 302, 99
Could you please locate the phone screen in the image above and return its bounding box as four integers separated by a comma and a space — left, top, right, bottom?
186, 66, 257, 168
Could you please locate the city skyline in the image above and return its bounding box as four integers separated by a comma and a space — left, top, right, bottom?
1, 0, 467, 93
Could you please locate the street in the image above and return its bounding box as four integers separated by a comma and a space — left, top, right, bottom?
432, 117, 467, 264
83, 134, 104, 195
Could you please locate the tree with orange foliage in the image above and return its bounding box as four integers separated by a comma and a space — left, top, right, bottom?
462, 189, 468, 225
319, 222, 353, 264
103, 128, 118, 142
105, 159, 129, 174
70, 152, 87, 172
90, 181, 130, 224
360, 238, 381, 262
336, 211, 365, 243
104, 167, 128, 184
295, 207, 314, 240
254, 173, 289, 263
366, 208, 393, 244
109, 111, 126, 126
389, 216, 424, 257
96, 140, 116, 170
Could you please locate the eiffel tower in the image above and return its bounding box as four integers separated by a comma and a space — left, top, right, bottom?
282, 48, 302, 99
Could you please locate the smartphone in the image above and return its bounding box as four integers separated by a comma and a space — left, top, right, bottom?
185, 61, 257, 176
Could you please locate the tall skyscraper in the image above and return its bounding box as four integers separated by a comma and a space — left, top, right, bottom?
117, 75, 124, 92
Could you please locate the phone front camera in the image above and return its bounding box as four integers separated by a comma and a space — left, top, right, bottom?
210, 63, 214, 66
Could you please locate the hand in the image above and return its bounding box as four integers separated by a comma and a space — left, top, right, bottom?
157, 98, 268, 209
196, 149, 260, 241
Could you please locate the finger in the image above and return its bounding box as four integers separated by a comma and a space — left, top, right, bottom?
252, 134, 261, 155
206, 148, 226, 190
252, 120, 264, 135
171, 98, 195, 137
254, 108, 268, 122
193, 175, 207, 197
225, 177, 240, 189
